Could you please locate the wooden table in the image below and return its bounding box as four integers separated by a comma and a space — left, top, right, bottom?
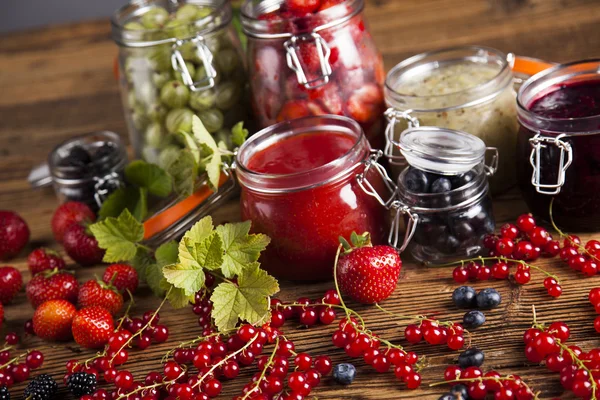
1, 1, 600, 398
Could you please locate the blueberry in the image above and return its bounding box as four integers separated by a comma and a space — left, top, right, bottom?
94, 143, 116, 161
451, 220, 474, 241
476, 288, 502, 309
458, 348, 485, 368
404, 167, 431, 193
431, 177, 452, 193
60, 145, 92, 167
463, 310, 486, 328
436, 234, 460, 254
452, 286, 477, 308
451, 171, 476, 189
451, 384, 469, 399
438, 394, 456, 400
332, 363, 356, 385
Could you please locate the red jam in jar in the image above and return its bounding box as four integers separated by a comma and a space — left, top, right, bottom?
517, 60, 600, 231
236, 116, 387, 281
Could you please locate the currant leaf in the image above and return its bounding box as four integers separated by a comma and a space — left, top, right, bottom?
216, 221, 271, 278
125, 160, 173, 197
167, 149, 198, 198
89, 209, 144, 263
98, 186, 148, 221
166, 286, 194, 309
192, 115, 221, 190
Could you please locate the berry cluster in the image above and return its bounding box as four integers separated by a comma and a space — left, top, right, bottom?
558, 236, 600, 277
269, 290, 340, 329
404, 319, 466, 351
588, 288, 600, 333
0, 332, 44, 390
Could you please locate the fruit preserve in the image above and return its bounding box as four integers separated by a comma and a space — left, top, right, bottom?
241, 0, 386, 148
517, 60, 600, 231
394, 127, 497, 264
235, 116, 387, 281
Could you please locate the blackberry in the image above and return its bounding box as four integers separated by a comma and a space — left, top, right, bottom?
0, 386, 9, 400
23, 374, 57, 400
67, 372, 96, 397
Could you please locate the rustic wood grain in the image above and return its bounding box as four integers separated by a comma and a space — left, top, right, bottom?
1, 0, 600, 398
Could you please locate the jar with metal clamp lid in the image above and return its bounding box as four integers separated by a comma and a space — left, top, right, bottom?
383, 127, 498, 264
111, 0, 248, 165
517, 59, 600, 232
241, 0, 386, 148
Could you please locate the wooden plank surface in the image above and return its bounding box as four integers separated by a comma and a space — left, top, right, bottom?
1, 0, 600, 398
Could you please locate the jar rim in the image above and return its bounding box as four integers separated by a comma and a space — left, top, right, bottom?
111, 0, 231, 47
517, 58, 600, 133
235, 115, 369, 193
384, 45, 513, 112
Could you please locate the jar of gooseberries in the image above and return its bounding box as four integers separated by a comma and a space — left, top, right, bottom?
241, 0, 386, 148
111, 0, 248, 165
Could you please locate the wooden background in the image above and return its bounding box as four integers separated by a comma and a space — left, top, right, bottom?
1, 0, 600, 398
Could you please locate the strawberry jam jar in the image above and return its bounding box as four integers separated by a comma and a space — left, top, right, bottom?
517, 60, 600, 231
241, 0, 386, 148
235, 115, 387, 281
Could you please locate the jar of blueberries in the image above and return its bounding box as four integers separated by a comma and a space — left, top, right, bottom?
393, 127, 498, 264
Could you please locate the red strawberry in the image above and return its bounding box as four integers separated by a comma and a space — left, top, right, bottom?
63, 224, 105, 266
0, 266, 22, 304
102, 264, 139, 294
309, 83, 343, 115
0, 211, 30, 260
51, 201, 95, 243
345, 83, 384, 124
72, 306, 114, 349
276, 100, 311, 122
319, 0, 343, 10
33, 299, 76, 341
285, 0, 321, 16
0, 303, 3, 331
26, 269, 79, 308
78, 280, 123, 315
27, 248, 66, 275
336, 232, 401, 304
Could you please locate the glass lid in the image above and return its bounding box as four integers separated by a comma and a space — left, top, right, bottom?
399, 127, 486, 175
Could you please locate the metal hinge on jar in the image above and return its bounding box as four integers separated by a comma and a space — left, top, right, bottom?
171, 36, 217, 92
383, 108, 420, 167
529, 133, 573, 195
284, 32, 332, 90
93, 172, 124, 208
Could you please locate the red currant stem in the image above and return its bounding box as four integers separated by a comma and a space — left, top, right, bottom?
429, 376, 540, 398
437, 256, 561, 282
161, 331, 234, 363
0, 352, 27, 370
192, 334, 259, 390
332, 244, 354, 321
82, 351, 108, 369
0, 346, 12, 353
241, 336, 280, 400
557, 339, 597, 399
115, 365, 187, 400
116, 289, 136, 331
109, 288, 170, 365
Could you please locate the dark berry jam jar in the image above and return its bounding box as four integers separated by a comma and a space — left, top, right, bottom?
241, 0, 386, 148
235, 115, 387, 281
516, 60, 600, 231
394, 127, 497, 264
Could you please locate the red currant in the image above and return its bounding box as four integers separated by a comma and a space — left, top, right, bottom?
452, 266, 469, 283
238, 324, 257, 343
202, 378, 221, 397
153, 325, 169, 343
404, 372, 421, 389
294, 353, 312, 371
404, 324, 422, 344
305, 368, 321, 387
331, 330, 348, 348
299, 308, 318, 326
500, 223, 520, 239
560, 246, 578, 261
545, 240, 561, 257
583, 260, 598, 276
491, 262, 510, 279
564, 234, 582, 248
115, 371, 134, 390
547, 321, 570, 342
322, 290, 341, 305
530, 227, 552, 247
319, 307, 336, 325
514, 269, 531, 284
25, 350, 44, 369
314, 356, 332, 375
533, 332, 558, 356
483, 234, 498, 249
163, 361, 182, 380
4, 333, 18, 345
447, 334, 464, 350
444, 365, 461, 381
475, 266, 491, 281
371, 354, 390, 373
467, 381, 487, 399
222, 360, 239, 380
547, 284, 562, 298
568, 254, 587, 271
516, 214, 536, 233
496, 237, 515, 256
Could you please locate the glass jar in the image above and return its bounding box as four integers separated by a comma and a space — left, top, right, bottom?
384, 46, 518, 194
241, 0, 386, 148
111, 0, 248, 164
235, 115, 388, 281
517, 59, 600, 232
29, 131, 128, 211
394, 127, 497, 264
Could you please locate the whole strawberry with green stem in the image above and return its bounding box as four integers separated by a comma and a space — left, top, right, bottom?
51, 201, 95, 243
63, 223, 105, 266
72, 306, 114, 349
78, 279, 123, 315
336, 232, 401, 304
26, 269, 79, 308
27, 248, 66, 275
102, 264, 138, 294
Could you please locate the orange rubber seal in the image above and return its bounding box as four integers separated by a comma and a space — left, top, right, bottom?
512, 56, 555, 77
143, 172, 229, 240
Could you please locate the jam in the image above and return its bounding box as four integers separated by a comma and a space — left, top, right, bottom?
517, 72, 600, 231
237, 117, 387, 281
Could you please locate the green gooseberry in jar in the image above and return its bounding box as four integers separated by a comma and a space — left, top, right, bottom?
152, 70, 172, 88
132, 111, 150, 131
189, 89, 217, 111
145, 122, 165, 148
124, 21, 145, 31
127, 91, 139, 109
135, 81, 158, 105
148, 102, 168, 122
143, 146, 160, 164
165, 19, 191, 39
175, 62, 196, 83
160, 81, 190, 108
165, 108, 194, 133
140, 7, 169, 29
215, 49, 239, 78
147, 46, 172, 72
179, 41, 199, 62
199, 109, 224, 133
158, 145, 182, 169
196, 6, 212, 18
175, 4, 200, 22
215, 81, 241, 111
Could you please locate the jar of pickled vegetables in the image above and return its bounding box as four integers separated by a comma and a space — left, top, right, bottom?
384, 46, 518, 194
111, 0, 248, 165
517, 60, 600, 232
240, 0, 386, 148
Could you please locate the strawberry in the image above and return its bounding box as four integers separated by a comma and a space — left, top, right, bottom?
0, 211, 30, 260
27, 248, 66, 275
63, 224, 105, 266
72, 306, 114, 349
319, 0, 344, 10
297, 42, 321, 75
78, 280, 123, 315
51, 201, 95, 243
285, 0, 321, 16
309, 83, 343, 115
33, 299, 76, 341
345, 83, 384, 124
336, 232, 401, 304
26, 269, 79, 308
102, 264, 139, 294
0, 303, 3, 331
0, 266, 22, 304
276, 100, 311, 122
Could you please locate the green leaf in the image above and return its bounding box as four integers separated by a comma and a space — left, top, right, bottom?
98, 186, 148, 221
131, 247, 154, 282
210, 266, 279, 332
155, 241, 179, 266
125, 160, 173, 198
89, 209, 144, 263
146, 263, 167, 297
216, 221, 271, 278
231, 121, 248, 147
183, 216, 214, 244
166, 286, 194, 309
177, 131, 200, 164
192, 115, 221, 190
167, 149, 198, 197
